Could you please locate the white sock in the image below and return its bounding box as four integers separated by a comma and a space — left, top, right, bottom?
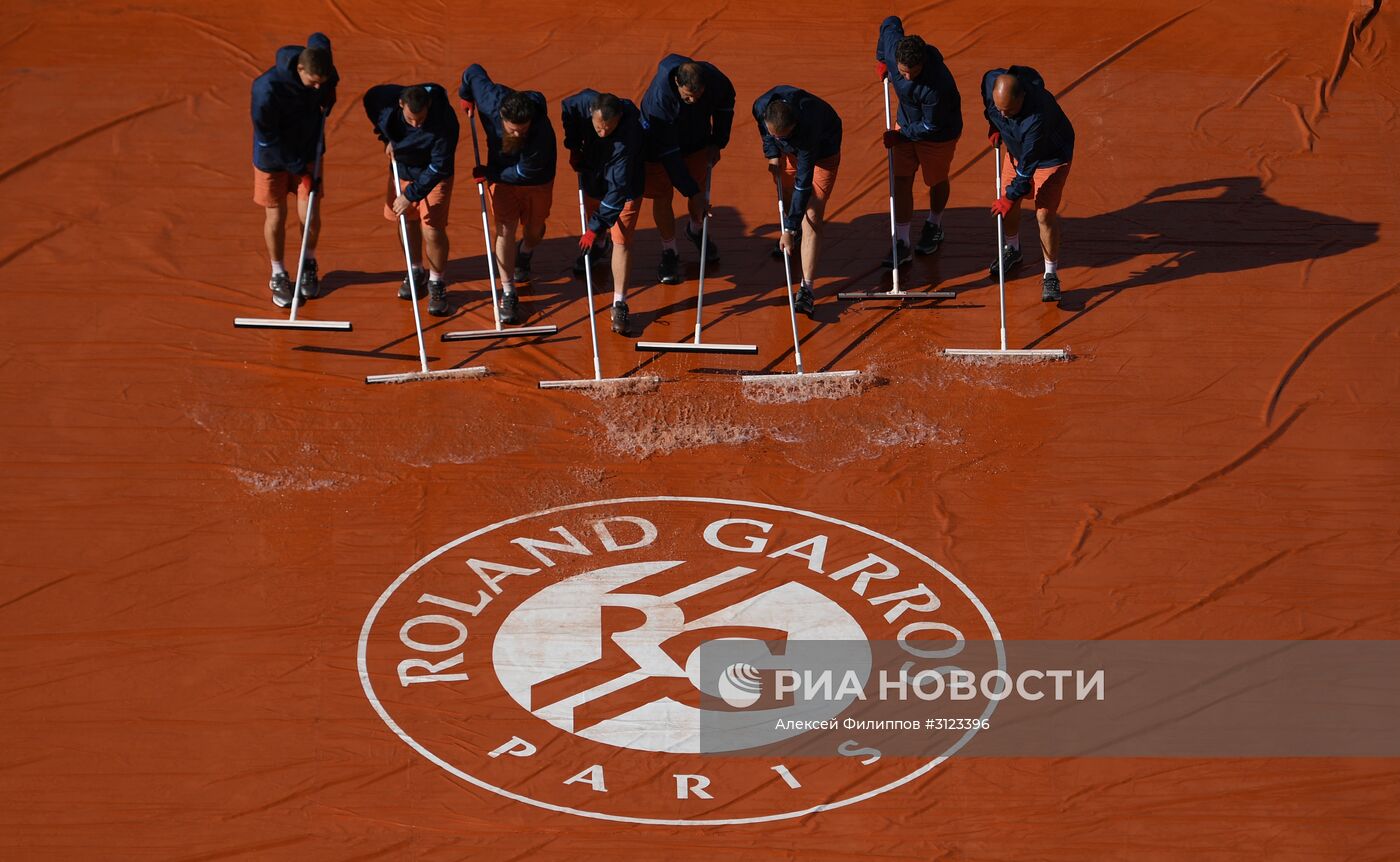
429, 270, 443, 282
501, 279, 515, 296
661, 238, 677, 252
687, 218, 701, 237
1007, 235, 1021, 251
927, 211, 943, 227
614, 292, 626, 305
271, 260, 286, 275
1044, 260, 1058, 275
895, 222, 911, 245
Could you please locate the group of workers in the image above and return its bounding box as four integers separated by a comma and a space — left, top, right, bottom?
248, 18, 1075, 336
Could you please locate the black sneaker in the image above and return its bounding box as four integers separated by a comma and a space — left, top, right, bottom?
269, 272, 294, 308
427, 279, 450, 316
880, 239, 913, 269
657, 249, 682, 284
794, 284, 815, 318
989, 244, 1023, 280
915, 222, 944, 255
685, 223, 720, 264
399, 266, 428, 300
610, 300, 630, 335
513, 245, 533, 285
499, 291, 520, 325
1041, 272, 1061, 303
573, 236, 612, 277
297, 259, 320, 299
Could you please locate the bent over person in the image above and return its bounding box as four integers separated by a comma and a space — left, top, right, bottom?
639, 53, 734, 284
752, 86, 843, 318
982, 65, 1075, 302
459, 64, 556, 325
875, 16, 961, 266
364, 82, 460, 317
250, 33, 338, 307
561, 90, 646, 335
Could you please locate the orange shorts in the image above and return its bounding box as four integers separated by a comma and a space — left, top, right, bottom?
1003, 151, 1071, 212
780, 153, 840, 211
252, 168, 314, 208
891, 137, 958, 186
384, 176, 453, 228
643, 150, 710, 199
487, 181, 553, 227
584, 196, 642, 246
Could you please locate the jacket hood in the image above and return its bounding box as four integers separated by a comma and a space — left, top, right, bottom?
658, 53, 691, 76
274, 45, 304, 85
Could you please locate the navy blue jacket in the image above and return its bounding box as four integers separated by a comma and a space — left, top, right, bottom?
250, 33, 340, 175
363, 83, 459, 201
752, 86, 843, 231
458, 65, 556, 186
639, 54, 736, 197
982, 66, 1075, 201
561, 91, 646, 233
875, 17, 962, 143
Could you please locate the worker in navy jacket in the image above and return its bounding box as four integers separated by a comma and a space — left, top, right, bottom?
561, 90, 646, 335
875, 17, 962, 265
364, 82, 459, 316
249, 33, 338, 307
752, 86, 843, 317
982, 65, 1075, 302
459, 65, 556, 324
639, 54, 735, 284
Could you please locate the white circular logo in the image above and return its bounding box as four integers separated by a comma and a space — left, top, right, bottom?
359, 497, 1002, 825
717, 662, 764, 709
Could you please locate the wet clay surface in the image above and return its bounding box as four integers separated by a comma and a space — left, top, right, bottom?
2, 0, 1398, 858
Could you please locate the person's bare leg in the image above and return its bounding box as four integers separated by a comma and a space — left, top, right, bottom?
517, 215, 544, 290
1001, 197, 1024, 261
653, 195, 677, 242
611, 240, 631, 304
893, 174, 914, 224
495, 218, 518, 291
1003, 198, 1023, 238
264, 203, 287, 265
422, 225, 449, 277
295, 193, 320, 258
799, 200, 827, 286
1036, 206, 1062, 299
522, 216, 545, 251
781, 180, 794, 255
685, 192, 706, 234
927, 179, 950, 218
403, 220, 423, 271
1036, 208, 1060, 263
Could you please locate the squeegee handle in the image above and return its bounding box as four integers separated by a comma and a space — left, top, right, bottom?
577, 178, 603, 382
392, 158, 432, 373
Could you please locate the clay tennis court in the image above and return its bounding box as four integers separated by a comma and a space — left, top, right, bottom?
3, 0, 1398, 857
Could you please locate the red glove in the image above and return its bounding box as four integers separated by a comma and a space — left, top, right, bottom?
459, 98, 476, 116
991, 196, 1014, 217
578, 229, 597, 253
875, 61, 887, 80
988, 130, 1001, 147
569, 151, 584, 172
471, 164, 487, 181
882, 130, 902, 149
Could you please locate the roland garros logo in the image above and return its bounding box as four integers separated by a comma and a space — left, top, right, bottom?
358, 497, 1002, 825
